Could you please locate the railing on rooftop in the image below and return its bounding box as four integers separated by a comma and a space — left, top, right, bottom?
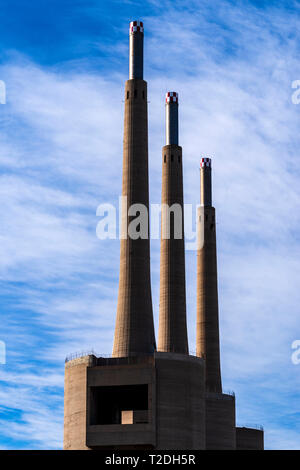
237, 423, 264, 431
223, 390, 235, 397
65, 350, 205, 363
65, 351, 156, 363
65, 350, 98, 363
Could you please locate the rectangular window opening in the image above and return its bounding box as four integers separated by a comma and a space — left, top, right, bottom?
90, 384, 149, 425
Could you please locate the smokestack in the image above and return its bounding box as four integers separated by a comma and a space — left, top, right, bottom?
158, 92, 189, 354
129, 21, 144, 79
113, 21, 156, 357
165, 92, 178, 145
200, 158, 212, 206
196, 158, 222, 392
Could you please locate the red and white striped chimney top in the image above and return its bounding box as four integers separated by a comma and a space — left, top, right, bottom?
129, 21, 144, 33
166, 92, 178, 103
200, 157, 212, 168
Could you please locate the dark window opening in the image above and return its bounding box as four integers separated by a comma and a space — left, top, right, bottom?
127, 91, 129, 99
134, 89, 137, 98
164, 155, 166, 163
171, 154, 174, 162
142, 90, 145, 99
178, 155, 181, 163
90, 384, 149, 425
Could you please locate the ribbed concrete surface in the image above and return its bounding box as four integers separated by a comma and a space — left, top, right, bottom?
63, 355, 96, 450
155, 353, 205, 449
236, 427, 264, 450
205, 392, 236, 449
158, 144, 188, 354
85, 353, 205, 450
113, 79, 156, 357
196, 204, 222, 392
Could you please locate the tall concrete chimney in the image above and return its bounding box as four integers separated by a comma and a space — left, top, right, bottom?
196, 158, 222, 392
158, 92, 189, 354
112, 21, 156, 357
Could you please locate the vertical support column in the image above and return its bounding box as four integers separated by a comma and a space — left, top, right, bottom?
196, 158, 222, 392
113, 21, 156, 357
158, 92, 189, 354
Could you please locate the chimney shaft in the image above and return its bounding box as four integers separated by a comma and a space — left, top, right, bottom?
200, 158, 212, 206
158, 93, 189, 354
196, 158, 222, 392
113, 21, 156, 357
165, 93, 179, 145
129, 21, 144, 79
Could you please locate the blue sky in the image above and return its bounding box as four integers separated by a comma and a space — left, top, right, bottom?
0, 0, 300, 449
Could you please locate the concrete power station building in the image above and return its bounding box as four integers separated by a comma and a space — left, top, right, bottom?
63, 21, 264, 450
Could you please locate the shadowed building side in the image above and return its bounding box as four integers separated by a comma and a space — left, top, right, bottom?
113, 21, 156, 357
196, 158, 222, 392
236, 427, 264, 450
158, 93, 188, 354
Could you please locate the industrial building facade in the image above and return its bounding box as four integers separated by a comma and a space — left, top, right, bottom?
63, 21, 264, 450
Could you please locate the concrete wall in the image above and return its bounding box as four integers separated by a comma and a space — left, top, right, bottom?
113, 78, 155, 357
86, 357, 156, 448
63, 355, 96, 450
205, 392, 236, 449
197, 205, 222, 392
158, 144, 188, 354
155, 353, 206, 450
65, 353, 205, 450
236, 427, 264, 450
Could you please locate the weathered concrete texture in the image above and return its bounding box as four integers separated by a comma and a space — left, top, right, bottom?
64, 353, 205, 450
158, 145, 188, 354
87, 357, 156, 448
236, 427, 264, 450
155, 353, 205, 449
205, 392, 236, 450
197, 204, 222, 392
63, 355, 96, 450
113, 78, 156, 357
